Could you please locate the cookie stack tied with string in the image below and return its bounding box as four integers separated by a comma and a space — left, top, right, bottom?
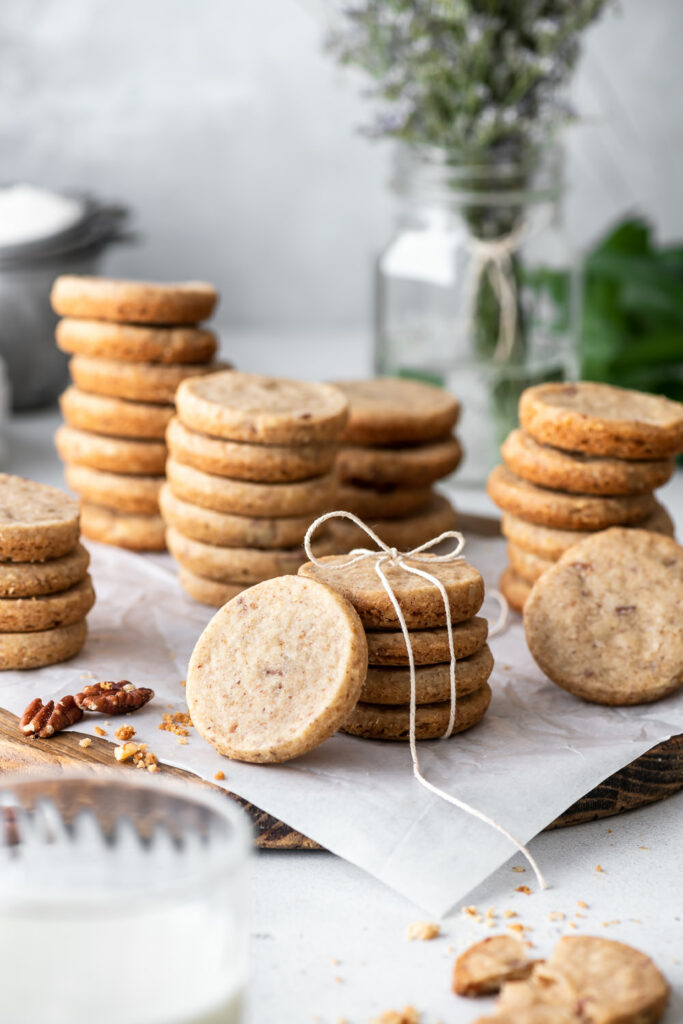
51, 275, 222, 551
331, 379, 462, 551
0, 474, 95, 670
162, 371, 349, 604
486, 382, 683, 613
299, 516, 494, 741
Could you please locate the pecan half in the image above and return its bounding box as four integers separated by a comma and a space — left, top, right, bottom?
75, 680, 154, 715
20, 695, 83, 738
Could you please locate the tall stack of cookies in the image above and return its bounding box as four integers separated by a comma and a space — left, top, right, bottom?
50, 276, 222, 551
161, 370, 350, 605
331, 379, 462, 551
0, 474, 95, 670
299, 551, 494, 741
487, 382, 683, 612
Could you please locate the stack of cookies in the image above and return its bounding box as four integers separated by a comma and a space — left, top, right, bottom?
331, 379, 462, 551
161, 371, 350, 605
51, 275, 222, 551
487, 382, 683, 612
299, 551, 494, 741
0, 474, 95, 670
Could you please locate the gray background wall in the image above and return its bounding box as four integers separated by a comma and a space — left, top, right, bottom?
2, 0, 681, 332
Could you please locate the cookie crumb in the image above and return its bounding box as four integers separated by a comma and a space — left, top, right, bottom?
548, 911, 565, 921
93, 725, 106, 737
507, 923, 525, 934
370, 1008, 420, 1024
512, 866, 526, 873
595, 864, 605, 873
515, 885, 531, 895
577, 900, 588, 909
214, 770, 226, 781
115, 724, 135, 741
158, 710, 193, 738
504, 910, 517, 919
638, 845, 649, 851
78, 737, 92, 749
406, 921, 440, 942
569, 921, 578, 929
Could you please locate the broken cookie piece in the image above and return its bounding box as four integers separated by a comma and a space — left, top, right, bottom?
453, 935, 536, 996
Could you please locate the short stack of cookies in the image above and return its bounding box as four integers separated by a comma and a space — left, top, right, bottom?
51, 275, 222, 551
331, 379, 462, 551
487, 381, 683, 612
161, 370, 350, 605
299, 551, 494, 741
0, 474, 95, 670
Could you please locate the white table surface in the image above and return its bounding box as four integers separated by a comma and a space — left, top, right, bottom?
5, 330, 683, 1023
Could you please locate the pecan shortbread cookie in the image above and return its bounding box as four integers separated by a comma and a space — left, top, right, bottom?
500, 502, 675, 560
56, 318, 217, 363
69, 355, 224, 405
0, 576, 95, 633
187, 576, 368, 762
499, 567, 532, 615
55, 424, 167, 476
519, 381, 683, 459
487, 465, 655, 530
337, 435, 462, 487
0, 619, 87, 670
335, 378, 460, 445
524, 528, 683, 705
507, 542, 554, 585
60, 386, 174, 440
299, 553, 484, 629
336, 482, 432, 520
51, 276, 218, 324
365, 615, 488, 666
453, 935, 535, 996
178, 568, 246, 607
65, 465, 163, 514
502, 428, 674, 496
0, 474, 80, 562
80, 504, 166, 551
176, 371, 349, 445
329, 493, 457, 553
342, 682, 491, 740
360, 644, 493, 704
0, 542, 89, 598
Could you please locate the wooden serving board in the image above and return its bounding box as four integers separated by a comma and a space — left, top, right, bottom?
1, 512, 681, 850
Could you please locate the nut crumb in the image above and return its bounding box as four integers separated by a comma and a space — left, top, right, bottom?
214, 771, 226, 781
507, 923, 525, 934
577, 900, 588, 909
115, 724, 135, 741
569, 921, 578, 929
159, 710, 194, 738
638, 846, 649, 851
512, 866, 525, 873
595, 864, 605, 873
78, 737, 92, 749
406, 921, 440, 942
503, 910, 517, 919
93, 725, 106, 737
114, 741, 159, 772
515, 885, 531, 895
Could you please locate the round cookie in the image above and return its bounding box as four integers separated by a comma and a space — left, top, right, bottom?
335, 378, 460, 445
329, 493, 457, 553
80, 504, 166, 551
342, 682, 491, 741
500, 502, 675, 561
0, 619, 87, 670
366, 615, 488, 666
360, 644, 493, 704
55, 425, 167, 476
166, 526, 332, 583
0, 543, 89, 598
0, 474, 80, 562
166, 417, 336, 483
60, 386, 174, 440
176, 371, 349, 445
51, 276, 218, 325
519, 381, 683, 459
56, 318, 217, 364
65, 465, 162, 514
178, 568, 246, 607
337, 482, 431, 520
524, 528, 683, 705
487, 465, 655, 530
186, 575, 368, 763
0, 575, 95, 633
337, 435, 462, 487
499, 567, 532, 615
69, 355, 224, 405
159, 484, 319, 549
166, 458, 336, 517
299, 553, 484, 630
507, 542, 554, 585
502, 428, 675, 496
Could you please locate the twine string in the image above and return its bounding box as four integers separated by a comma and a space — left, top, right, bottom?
304, 509, 547, 890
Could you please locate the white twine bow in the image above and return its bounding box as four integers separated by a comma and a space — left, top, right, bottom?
460, 226, 527, 365
304, 510, 547, 891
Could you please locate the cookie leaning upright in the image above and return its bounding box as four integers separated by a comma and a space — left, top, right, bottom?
51, 275, 223, 551
0, 474, 94, 669
524, 528, 683, 706
186, 575, 368, 762
165, 371, 349, 604
488, 381, 683, 612
331, 378, 462, 550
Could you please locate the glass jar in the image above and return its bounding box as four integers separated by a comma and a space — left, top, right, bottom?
375, 143, 578, 485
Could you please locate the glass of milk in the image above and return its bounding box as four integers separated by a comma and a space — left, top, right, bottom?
0, 772, 251, 1024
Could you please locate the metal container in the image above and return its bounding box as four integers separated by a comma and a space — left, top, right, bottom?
0, 195, 130, 410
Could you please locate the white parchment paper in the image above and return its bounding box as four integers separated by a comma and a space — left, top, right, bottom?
3, 537, 682, 916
